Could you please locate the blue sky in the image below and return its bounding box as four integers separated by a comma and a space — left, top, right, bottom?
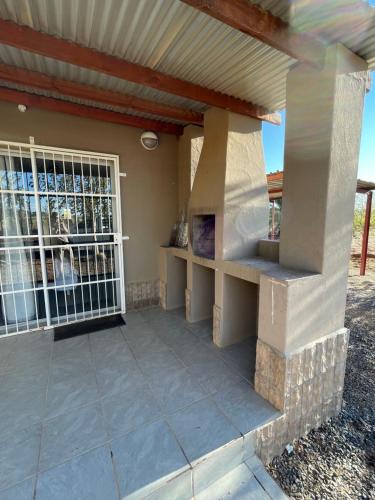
262, 71, 375, 181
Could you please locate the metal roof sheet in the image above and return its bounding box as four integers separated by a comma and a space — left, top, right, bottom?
0, 79, 188, 125
0, 0, 295, 112
0, 0, 373, 123
252, 0, 375, 69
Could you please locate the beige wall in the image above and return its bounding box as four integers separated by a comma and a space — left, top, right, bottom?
0, 101, 179, 285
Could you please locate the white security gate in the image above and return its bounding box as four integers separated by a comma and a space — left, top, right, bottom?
0, 141, 125, 337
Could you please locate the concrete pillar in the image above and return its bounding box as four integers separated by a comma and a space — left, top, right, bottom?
253, 45, 368, 460
280, 44, 368, 275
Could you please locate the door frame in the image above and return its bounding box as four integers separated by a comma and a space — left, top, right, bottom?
0, 140, 126, 336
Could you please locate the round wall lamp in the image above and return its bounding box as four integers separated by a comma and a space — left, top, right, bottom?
140, 131, 159, 150
18, 104, 27, 113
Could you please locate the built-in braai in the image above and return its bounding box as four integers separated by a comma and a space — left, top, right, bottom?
163, 108, 270, 348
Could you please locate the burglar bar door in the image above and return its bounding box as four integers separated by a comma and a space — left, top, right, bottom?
0, 141, 125, 337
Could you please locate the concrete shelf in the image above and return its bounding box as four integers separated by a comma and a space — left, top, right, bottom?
191, 254, 216, 270
223, 257, 320, 286
160, 246, 188, 260
222, 257, 281, 285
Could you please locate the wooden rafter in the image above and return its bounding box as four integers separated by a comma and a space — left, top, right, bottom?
0, 63, 203, 125
0, 87, 184, 135
0, 19, 280, 125
181, 0, 325, 66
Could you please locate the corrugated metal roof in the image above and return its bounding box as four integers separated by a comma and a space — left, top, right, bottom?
0, 79, 187, 125
252, 0, 375, 69
0, 0, 373, 126
0, 44, 208, 112
0, 0, 295, 112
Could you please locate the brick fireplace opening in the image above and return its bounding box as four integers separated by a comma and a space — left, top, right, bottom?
192, 214, 215, 259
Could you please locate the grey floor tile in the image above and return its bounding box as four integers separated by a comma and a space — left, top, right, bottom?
168, 335, 205, 360
148, 368, 206, 414
0, 478, 35, 500
92, 340, 135, 369
95, 358, 146, 398
174, 341, 218, 367
127, 332, 170, 359
144, 469, 192, 500
39, 403, 107, 471
140, 307, 169, 322
52, 335, 90, 358
155, 325, 194, 347
121, 322, 156, 342
198, 363, 244, 395
166, 399, 241, 464
95, 349, 135, 371
137, 349, 185, 379
0, 424, 41, 491
89, 327, 124, 349
12, 332, 52, 356
0, 368, 47, 394
219, 339, 257, 381
148, 315, 184, 332
0, 334, 18, 351
195, 463, 269, 500
187, 355, 238, 386
212, 380, 279, 435
111, 419, 190, 499
168, 307, 186, 319
4, 351, 51, 378
122, 311, 147, 327
35, 446, 119, 500
193, 438, 244, 495
7, 343, 51, 371
0, 377, 46, 440
246, 455, 288, 499
50, 351, 94, 379
46, 370, 100, 419
101, 382, 161, 438
0, 336, 19, 373
186, 319, 213, 341
17, 330, 53, 345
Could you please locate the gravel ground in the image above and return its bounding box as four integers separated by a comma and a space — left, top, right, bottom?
267, 259, 375, 499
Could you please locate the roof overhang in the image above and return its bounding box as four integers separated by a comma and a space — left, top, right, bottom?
0, 0, 373, 133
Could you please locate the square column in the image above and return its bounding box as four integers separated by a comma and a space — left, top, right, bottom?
254, 44, 368, 462
280, 44, 368, 276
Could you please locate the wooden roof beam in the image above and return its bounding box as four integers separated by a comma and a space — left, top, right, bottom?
0, 63, 203, 125
182, 0, 325, 67
0, 87, 184, 135
0, 19, 280, 125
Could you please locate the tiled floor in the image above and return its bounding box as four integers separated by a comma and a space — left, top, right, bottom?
0, 307, 280, 499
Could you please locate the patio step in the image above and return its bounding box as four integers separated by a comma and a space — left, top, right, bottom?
195, 458, 288, 499
140, 428, 283, 499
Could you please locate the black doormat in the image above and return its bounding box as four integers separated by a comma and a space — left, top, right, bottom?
54, 314, 125, 341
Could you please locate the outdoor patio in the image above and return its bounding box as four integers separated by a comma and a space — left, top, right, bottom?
0, 307, 280, 499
